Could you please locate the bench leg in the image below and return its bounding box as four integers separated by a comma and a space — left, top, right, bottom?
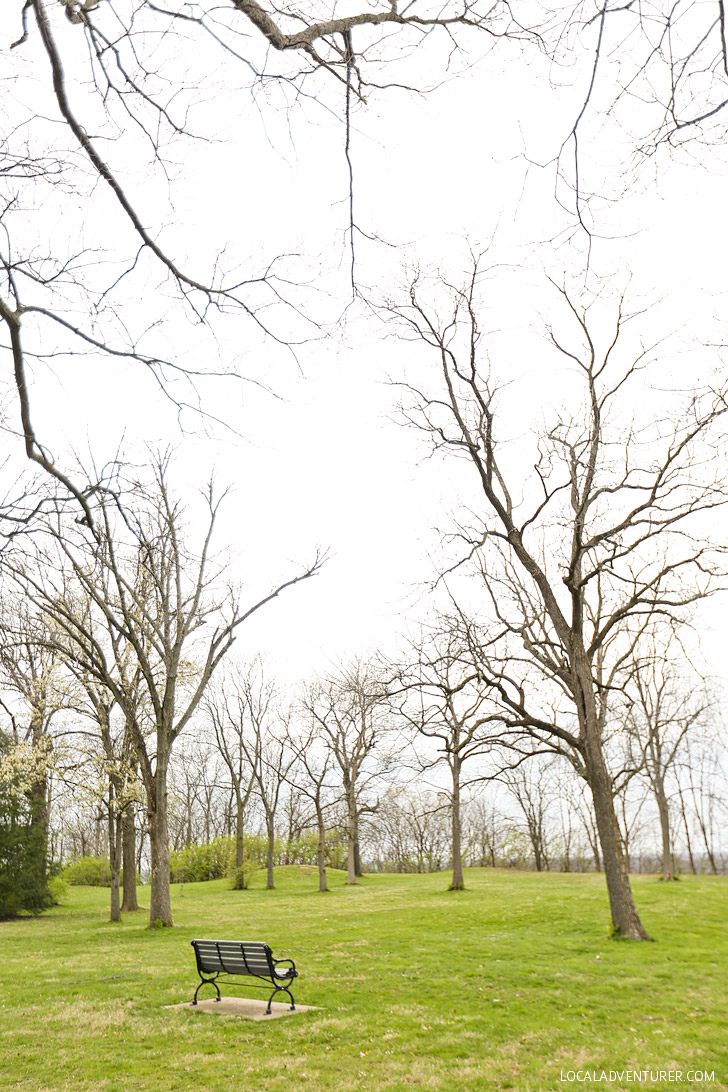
265, 985, 295, 1015
192, 975, 221, 1006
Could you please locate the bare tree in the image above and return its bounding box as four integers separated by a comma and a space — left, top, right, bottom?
392, 626, 500, 890
400, 790, 451, 873
370, 788, 450, 873
548, 761, 596, 872
286, 714, 340, 893
610, 773, 650, 875
674, 730, 727, 874
73, 681, 137, 921
204, 673, 258, 877
369, 789, 415, 873
463, 796, 510, 869
304, 662, 389, 885
624, 632, 712, 881
390, 262, 728, 938
501, 762, 553, 872
6, 459, 322, 926
234, 661, 296, 890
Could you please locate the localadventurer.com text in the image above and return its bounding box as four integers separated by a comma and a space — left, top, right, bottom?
559, 1072, 716, 1084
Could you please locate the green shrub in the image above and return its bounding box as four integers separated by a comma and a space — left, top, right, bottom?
169, 830, 348, 885
0, 733, 54, 919
229, 859, 258, 890
48, 874, 69, 904
61, 856, 112, 887
170, 836, 233, 883
0, 818, 54, 918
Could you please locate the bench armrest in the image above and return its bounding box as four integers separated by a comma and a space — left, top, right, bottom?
273, 957, 297, 979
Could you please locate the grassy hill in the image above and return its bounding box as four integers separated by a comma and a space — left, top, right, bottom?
0, 867, 725, 1091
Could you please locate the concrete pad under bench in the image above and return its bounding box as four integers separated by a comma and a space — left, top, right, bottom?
167, 997, 317, 1020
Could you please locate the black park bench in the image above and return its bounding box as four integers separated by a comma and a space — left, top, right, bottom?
190, 939, 298, 1015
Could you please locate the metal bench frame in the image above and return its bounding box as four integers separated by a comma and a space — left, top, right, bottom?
190, 939, 298, 1015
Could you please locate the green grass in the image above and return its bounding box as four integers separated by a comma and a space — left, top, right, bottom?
0, 867, 726, 1091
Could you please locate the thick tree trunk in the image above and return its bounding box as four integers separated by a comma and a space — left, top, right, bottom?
450, 763, 465, 891
571, 647, 649, 939
585, 739, 649, 939
27, 718, 50, 886
529, 816, 547, 872
121, 804, 139, 911
346, 788, 358, 885
147, 754, 173, 928
28, 775, 50, 889
109, 872, 120, 921
108, 788, 122, 923
28, 727, 51, 890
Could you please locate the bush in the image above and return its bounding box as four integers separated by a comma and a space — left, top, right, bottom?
48, 874, 69, 904
170, 837, 233, 883
0, 734, 54, 919
61, 856, 112, 887
168, 830, 347, 885
0, 817, 54, 918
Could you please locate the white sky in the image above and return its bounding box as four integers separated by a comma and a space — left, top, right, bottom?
7, 5, 728, 689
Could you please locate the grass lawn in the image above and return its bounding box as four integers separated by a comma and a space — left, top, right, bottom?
0, 867, 726, 1092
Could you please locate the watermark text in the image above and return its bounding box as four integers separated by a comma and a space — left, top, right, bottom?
559, 1072, 716, 1084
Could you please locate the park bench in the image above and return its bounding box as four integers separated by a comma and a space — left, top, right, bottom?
190, 939, 298, 1015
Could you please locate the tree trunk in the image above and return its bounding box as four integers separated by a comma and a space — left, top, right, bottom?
571, 648, 649, 939
136, 824, 146, 879
121, 804, 139, 911
108, 786, 122, 923
346, 788, 358, 885
529, 815, 547, 872
654, 776, 676, 881
450, 762, 465, 891
316, 801, 328, 893
678, 788, 697, 874
579, 796, 602, 871
562, 824, 572, 872
147, 753, 173, 928
696, 812, 718, 874
585, 738, 649, 939
28, 774, 49, 891
265, 816, 275, 890
27, 718, 50, 887
235, 788, 244, 869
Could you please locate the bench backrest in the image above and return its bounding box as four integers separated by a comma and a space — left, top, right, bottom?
191, 939, 275, 979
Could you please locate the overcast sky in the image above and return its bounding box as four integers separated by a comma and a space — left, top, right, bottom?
7, 6, 728, 687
